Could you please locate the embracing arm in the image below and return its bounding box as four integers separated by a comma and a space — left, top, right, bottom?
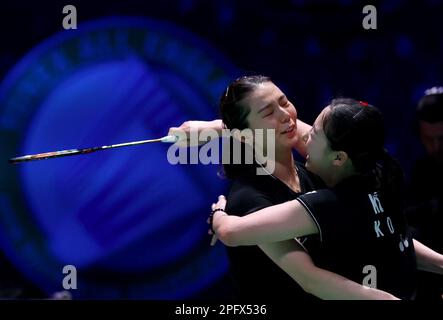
213, 199, 318, 246
259, 240, 399, 300
168, 119, 310, 157
293, 119, 311, 158
413, 239, 443, 275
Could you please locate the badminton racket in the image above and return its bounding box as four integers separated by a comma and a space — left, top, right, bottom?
9, 135, 178, 164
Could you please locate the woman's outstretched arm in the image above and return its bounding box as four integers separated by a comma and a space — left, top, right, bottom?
413, 239, 443, 275
168, 119, 311, 158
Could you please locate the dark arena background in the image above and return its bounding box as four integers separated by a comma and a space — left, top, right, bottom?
0, 0, 442, 311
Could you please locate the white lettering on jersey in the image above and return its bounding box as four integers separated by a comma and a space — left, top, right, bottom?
374, 220, 384, 238
399, 234, 409, 252
368, 192, 384, 214
386, 216, 395, 234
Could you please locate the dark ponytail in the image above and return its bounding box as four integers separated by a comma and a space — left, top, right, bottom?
375, 149, 406, 211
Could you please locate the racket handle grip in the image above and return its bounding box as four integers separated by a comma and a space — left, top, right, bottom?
161, 135, 179, 143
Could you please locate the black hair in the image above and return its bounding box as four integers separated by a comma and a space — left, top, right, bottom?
219, 75, 272, 179
323, 98, 385, 173
417, 87, 443, 124
323, 98, 406, 207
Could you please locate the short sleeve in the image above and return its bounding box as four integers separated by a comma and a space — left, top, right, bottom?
295, 189, 343, 244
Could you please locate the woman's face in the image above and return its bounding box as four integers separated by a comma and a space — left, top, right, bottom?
305, 107, 336, 178
242, 82, 298, 151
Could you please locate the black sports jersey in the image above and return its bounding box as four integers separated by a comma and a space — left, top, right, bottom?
297, 175, 417, 300
225, 162, 323, 300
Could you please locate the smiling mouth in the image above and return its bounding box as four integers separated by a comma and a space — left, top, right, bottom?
281, 124, 295, 134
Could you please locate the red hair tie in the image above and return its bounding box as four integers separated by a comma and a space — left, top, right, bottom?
359, 101, 369, 107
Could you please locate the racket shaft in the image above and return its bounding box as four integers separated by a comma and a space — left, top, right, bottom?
8, 136, 174, 163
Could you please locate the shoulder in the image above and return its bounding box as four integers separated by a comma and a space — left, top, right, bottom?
226, 176, 275, 216
297, 189, 337, 210
296, 189, 344, 243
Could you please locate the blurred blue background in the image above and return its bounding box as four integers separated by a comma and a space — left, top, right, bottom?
0, 0, 442, 299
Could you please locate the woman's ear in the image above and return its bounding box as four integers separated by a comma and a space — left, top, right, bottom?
332, 151, 349, 167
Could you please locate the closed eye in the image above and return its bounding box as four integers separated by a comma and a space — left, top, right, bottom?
263, 110, 274, 118
278, 95, 289, 106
